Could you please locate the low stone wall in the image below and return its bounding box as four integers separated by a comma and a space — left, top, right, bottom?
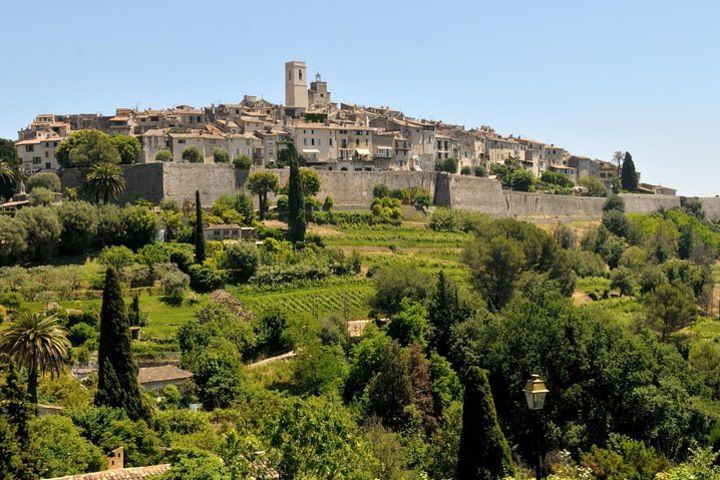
59, 163, 718, 222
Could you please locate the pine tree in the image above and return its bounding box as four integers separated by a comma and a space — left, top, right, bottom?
458, 366, 512, 480
194, 190, 206, 264
287, 146, 306, 244
95, 267, 150, 422
429, 271, 468, 358
621, 151, 638, 191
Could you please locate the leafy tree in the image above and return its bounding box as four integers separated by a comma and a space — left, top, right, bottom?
15, 206, 62, 261
110, 135, 141, 164
161, 266, 189, 302
0, 138, 21, 200
161, 451, 227, 480
0, 415, 23, 480
287, 150, 306, 243
193, 191, 205, 264
464, 236, 526, 310
460, 165, 472, 175
121, 205, 157, 250
299, 167, 321, 197
211, 148, 230, 164
233, 154, 253, 169
369, 264, 433, 315
458, 366, 512, 480
221, 241, 258, 283
602, 210, 630, 238
55, 201, 98, 255
579, 175, 607, 197
98, 418, 162, 467
367, 340, 412, 429
610, 267, 635, 296
387, 298, 429, 348
192, 338, 244, 409
155, 149, 173, 162
436, 157, 459, 173
98, 245, 135, 270
541, 171, 574, 188
508, 169, 535, 192
473, 165, 487, 177
230, 192, 255, 225
29, 187, 56, 206
643, 282, 697, 341
247, 171, 279, 220
0, 313, 69, 404
85, 162, 125, 203
255, 308, 289, 353
603, 195, 626, 212
322, 195, 334, 212
95, 267, 151, 422
292, 340, 348, 395
182, 146, 203, 163
621, 152, 638, 191
269, 396, 376, 479
0, 216, 27, 265
30, 416, 105, 478
27, 172, 61, 192
373, 184, 390, 198
57, 130, 121, 168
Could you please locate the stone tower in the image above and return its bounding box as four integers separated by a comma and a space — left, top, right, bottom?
285, 61, 308, 109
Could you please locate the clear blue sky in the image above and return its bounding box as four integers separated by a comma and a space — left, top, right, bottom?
1, 0, 718, 195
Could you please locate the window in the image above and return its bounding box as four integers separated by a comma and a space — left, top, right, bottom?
311, 138, 315, 146
45, 151, 48, 158
178, 139, 186, 144
33, 156, 41, 164
25, 145, 34, 152
355, 139, 360, 146
45, 162, 51, 169
329, 138, 333, 146
299, 69, 303, 80
303, 138, 307, 145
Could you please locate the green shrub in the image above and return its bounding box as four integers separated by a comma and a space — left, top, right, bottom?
98, 245, 136, 270
212, 148, 230, 164
188, 264, 225, 292
221, 241, 259, 283
28, 172, 61, 192
233, 154, 253, 169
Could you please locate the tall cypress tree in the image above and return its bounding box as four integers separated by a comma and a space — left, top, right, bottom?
458, 366, 512, 480
287, 148, 306, 243
0, 362, 32, 480
1, 362, 29, 450
194, 190, 206, 263
95, 267, 150, 422
429, 271, 468, 358
621, 151, 638, 191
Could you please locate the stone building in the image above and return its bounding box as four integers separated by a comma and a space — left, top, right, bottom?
137, 364, 193, 392
285, 60, 308, 116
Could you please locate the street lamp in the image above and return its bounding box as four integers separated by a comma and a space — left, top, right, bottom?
523, 374, 549, 480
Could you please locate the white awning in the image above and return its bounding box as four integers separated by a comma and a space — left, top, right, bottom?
355, 148, 371, 156
302, 149, 320, 154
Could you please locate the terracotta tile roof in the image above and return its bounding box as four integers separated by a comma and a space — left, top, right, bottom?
43, 464, 171, 480
137, 365, 192, 384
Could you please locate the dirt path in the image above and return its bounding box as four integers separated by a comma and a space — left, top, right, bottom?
247, 351, 296, 369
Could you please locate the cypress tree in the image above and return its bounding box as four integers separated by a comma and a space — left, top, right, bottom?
95, 267, 150, 422
194, 190, 206, 264
458, 366, 512, 480
287, 148, 306, 243
621, 151, 638, 191
128, 294, 141, 326
0, 362, 29, 450
0, 362, 32, 480
429, 271, 468, 358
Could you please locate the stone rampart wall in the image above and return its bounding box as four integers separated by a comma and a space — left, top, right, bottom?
59, 164, 718, 221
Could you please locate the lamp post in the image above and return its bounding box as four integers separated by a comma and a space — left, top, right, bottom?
523, 374, 549, 480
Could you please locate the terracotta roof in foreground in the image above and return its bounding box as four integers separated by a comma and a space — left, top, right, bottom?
43, 464, 171, 480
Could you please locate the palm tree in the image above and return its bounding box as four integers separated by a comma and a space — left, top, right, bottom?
0, 160, 16, 183
0, 313, 70, 404
85, 162, 125, 204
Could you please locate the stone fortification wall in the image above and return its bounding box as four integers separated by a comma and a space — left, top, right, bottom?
442, 174, 507, 216
59, 163, 718, 222
620, 193, 681, 214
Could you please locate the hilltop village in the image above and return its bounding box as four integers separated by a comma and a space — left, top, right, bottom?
14, 60, 674, 196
